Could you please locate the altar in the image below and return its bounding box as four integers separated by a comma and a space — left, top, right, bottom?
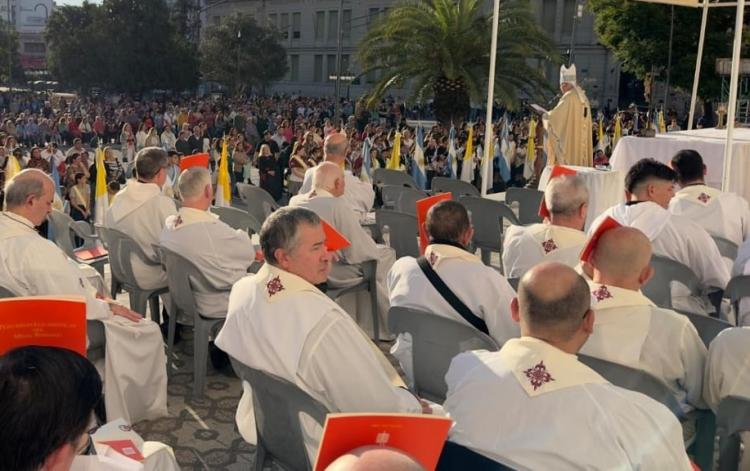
610, 128, 750, 202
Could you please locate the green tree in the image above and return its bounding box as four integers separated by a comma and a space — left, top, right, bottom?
587, 0, 741, 101
358, 0, 559, 125
0, 20, 25, 84
171, 0, 202, 44
200, 13, 288, 95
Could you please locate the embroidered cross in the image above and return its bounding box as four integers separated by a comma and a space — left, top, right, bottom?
542, 239, 558, 254
266, 276, 285, 297
524, 361, 554, 391
428, 252, 439, 266
697, 192, 711, 203
592, 285, 613, 301
174, 215, 183, 227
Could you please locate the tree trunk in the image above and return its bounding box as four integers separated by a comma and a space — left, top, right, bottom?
433, 76, 470, 126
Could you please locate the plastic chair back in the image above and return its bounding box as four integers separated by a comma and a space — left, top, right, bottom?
437, 441, 514, 471
381, 185, 427, 214
641, 255, 701, 309
97, 227, 152, 290
431, 177, 480, 199
460, 196, 520, 262
230, 358, 329, 471
0, 284, 16, 298
237, 183, 279, 224
674, 309, 732, 347
717, 395, 750, 471
505, 187, 544, 225
48, 209, 78, 257
388, 306, 500, 402
210, 206, 262, 235
373, 168, 417, 189
712, 236, 739, 261
507, 277, 520, 291
725, 274, 750, 306
325, 259, 380, 340
375, 210, 420, 259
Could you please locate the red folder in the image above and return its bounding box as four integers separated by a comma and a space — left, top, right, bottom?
179, 152, 210, 171
314, 413, 452, 471
98, 440, 145, 462
0, 296, 87, 356
321, 220, 351, 252
416, 192, 452, 254
74, 245, 108, 261
538, 165, 578, 219
580, 216, 622, 263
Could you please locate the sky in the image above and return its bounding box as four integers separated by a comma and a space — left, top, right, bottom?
55, 0, 102, 5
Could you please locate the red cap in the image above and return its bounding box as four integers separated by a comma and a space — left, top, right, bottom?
179, 152, 210, 171
580, 216, 622, 263
538, 166, 577, 219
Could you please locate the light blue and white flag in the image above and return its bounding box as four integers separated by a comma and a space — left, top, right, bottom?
411, 124, 427, 190
447, 124, 457, 179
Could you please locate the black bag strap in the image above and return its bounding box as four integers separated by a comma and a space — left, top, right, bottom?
417, 257, 489, 335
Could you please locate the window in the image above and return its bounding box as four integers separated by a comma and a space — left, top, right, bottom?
328, 10, 338, 41
327, 54, 337, 80
268, 13, 277, 29
368, 8, 380, 29
314, 11, 325, 40
314, 55, 323, 82
24, 42, 45, 54
280, 13, 289, 39
341, 55, 350, 75
212, 15, 221, 26
290, 55, 299, 81
342, 9, 351, 40
292, 12, 301, 39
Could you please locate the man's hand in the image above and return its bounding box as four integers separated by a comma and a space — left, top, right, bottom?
109, 303, 142, 322
419, 398, 433, 415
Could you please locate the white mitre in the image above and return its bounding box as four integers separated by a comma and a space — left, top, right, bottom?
560, 64, 577, 86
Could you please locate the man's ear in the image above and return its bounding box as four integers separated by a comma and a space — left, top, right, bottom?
582, 309, 595, 335
511, 297, 521, 323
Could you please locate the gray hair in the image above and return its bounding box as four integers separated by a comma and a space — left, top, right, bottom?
260, 207, 321, 265
134, 147, 168, 180
177, 167, 211, 200
545, 175, 589, 216
323, 135, 347, 159
5, 169, 52, 209
311, 162, 342, 193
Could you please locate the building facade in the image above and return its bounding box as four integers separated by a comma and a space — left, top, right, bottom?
200, 0, 620, 109
1, 0, 53, 72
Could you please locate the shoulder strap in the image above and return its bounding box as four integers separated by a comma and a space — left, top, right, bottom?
416, 257, 489, 335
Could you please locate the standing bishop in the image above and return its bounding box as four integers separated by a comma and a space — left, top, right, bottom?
545, 65, 594, 167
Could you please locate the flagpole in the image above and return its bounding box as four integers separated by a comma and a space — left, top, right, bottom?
688, 1, 709, 130
481, 0, 500, 197
722, 0, 745, 192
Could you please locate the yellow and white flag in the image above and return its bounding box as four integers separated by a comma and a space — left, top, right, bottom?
387, 131, 402, 170
94, 147, 108, 226
523, 118, 537, 180
215, 137, 232, 207
460, 125, 474, 183
2, 155, 21, 210
613, 113, 622, 148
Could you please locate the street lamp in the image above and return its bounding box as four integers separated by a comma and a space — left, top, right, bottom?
568, 2, 584, 66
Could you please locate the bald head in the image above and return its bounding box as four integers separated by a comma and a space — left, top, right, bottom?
516, 262, 592, 344
312, 161, 345, 196
591, 227, 653, 288
324, 132, 348, 163
325, 446, 425, 471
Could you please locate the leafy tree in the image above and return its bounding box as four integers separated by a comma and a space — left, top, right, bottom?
200, 13, 288, 95
171, 0, 202, 44
358, 0, 559, 125
588, 0, 742, 101
0, 20, 25, 84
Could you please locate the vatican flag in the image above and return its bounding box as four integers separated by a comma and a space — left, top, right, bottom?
2, 154, 21, 210
94, 147, 109, 226
215, 137, 232, 207
388, 131, 402, 170
460, 125, 474, 183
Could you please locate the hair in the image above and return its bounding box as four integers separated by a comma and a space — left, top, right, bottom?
517, 266, 591, 340
134, 146, 168, 181
108, 181, 121, 193
625, 158, 677, 194
260, 207, 321, 265
324, 134, 347, 158
545, 175, 589, 216
670, 149, 704, 184
425, 201, 470, 244
177, 167, 211, 200
4, 169, 51, 209
0, 346, 102, 471
74, 172, 85, 184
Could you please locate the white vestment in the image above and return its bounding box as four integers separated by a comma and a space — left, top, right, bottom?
106, 180, 177, 290
544, 86, 594, 167
387, 243, 519, 386
704, 327, 750, 410
444, 337, 691, 470
0, 213, 167, 424
734, 242, 750, 325
299, 168, 375, 219
502, 223, 586, 279
581, 282, 707, 412
289, 190, 394, 339
160, 207, 254, 318
590, 201, 730, 314
214, 263, 421, 462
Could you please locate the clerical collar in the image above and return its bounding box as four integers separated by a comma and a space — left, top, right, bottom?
2, 212, 37, 231
625, 200, 645, 206
681, 182, 705, 188
428, 239, 466, 251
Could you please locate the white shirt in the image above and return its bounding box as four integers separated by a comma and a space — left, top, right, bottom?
502, 223, 586, 279
581, 281, 707, 412
704, 327, 750, 411
215, 264, 421, 461
160, 207, 255, 318
444, 337, 692, 470
299, 168, 375, 218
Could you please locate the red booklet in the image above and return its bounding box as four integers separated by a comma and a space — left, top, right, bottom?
538, 165, 577, 219
416, 193, 452, 254
98, 440, 145, 462
580, 216, 622, 263
321, 220, 351, 252
179, 152, 210, 171
314, 413, 452, 470
0, 296, 87, 356
74, 245, 108, 261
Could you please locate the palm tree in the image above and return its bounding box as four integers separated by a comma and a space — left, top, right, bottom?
358, 0, 560, 125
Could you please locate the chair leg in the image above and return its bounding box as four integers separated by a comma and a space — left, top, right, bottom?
689, 411, 716, 471
254, 438, 267, 471
148, 295, 161, 324
129, 291, 148, 317
370, 282, 379, 342
193, 319, 210, 396
480, 249, 491, 266
110, 277, 121, 300
94, 260, 105, 277
166, 307, 177, 377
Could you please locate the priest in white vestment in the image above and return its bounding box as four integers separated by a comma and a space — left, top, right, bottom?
704, 327, 750, 410
387, 200, 518, 386
443, 262, 691, 470
298, 132, 375, 219
290, 162, 394, 339
580, 226, 707, 412
589, 158, 729, 314
544, 65, 594, 167
669, 149, 750, 249
0, 170, 168, 423
503, 175, 588, 279
215, 207, 424, 462
106, 147, 177, 292
733, 241, 750, 326
160, 167, 255, 318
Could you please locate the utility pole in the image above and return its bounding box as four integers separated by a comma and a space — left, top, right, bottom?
334, 0, 344, 125
568, 1, 583, 66
663, 5, 675, 110
6, 0, 12, 90
236, 29, 241, 96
